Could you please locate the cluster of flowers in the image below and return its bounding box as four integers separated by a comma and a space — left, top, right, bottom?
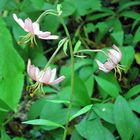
13, 13, 122, 94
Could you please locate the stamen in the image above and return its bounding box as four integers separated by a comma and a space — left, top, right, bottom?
26, 82, 44, 96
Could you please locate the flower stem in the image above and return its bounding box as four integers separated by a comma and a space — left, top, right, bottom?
76, 49, 108, 57
44, 41, 64, 69
36, 10, 58, 23
60, 17, 75, 140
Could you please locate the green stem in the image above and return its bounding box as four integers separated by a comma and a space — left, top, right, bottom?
77, 49, 108, 57
36, 10, 58, 23
44, 42, 64, 69
60, 18, 75, 140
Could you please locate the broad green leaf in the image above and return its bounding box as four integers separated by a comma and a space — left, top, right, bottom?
133, 27, 140, 44
120, 46, 135, 70
58, 76, 91, 106
135, 53, 140, 65
23, 119, 64, 129
71, 130, 83, 140
28, 98, 47, 119
71, 0, 101, 16
129, 96, 140, 113
61, 1, 76, 17
70, 104, 93, 121
0, 0, 8, 11
74, 59, 93, 71
40, 101, 68, 127
42, 15, 60, 33
114, 96, 140, 140
93, 103, 114, 124
94, 75, 119, 97
76, 119, 115, 140
111, 31, 124, 46
1, 128, 11, 140
73, 76, 91, 106
0, 18, 24, 111
125, 84, 140, 99
30, 0, 44, 10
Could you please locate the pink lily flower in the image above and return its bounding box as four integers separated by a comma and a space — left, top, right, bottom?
27, 59, 65, 85
95, 45, 122, 73
13, 14, 59, 46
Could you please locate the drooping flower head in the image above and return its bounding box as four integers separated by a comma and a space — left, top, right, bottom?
13, 14, 59, 47
95, 45, 123, 80
27, 59, 65, 95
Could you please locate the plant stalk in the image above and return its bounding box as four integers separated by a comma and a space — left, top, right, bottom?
60, 17, 75, 140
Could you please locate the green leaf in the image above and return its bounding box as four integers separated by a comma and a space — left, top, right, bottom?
114, 96, 140, 140
45, 99, 70, 104
120, 46, 135, 70
118, 1, 140, 12
135, 53, 140, 65
1, 128, 11, 140
0, 108, 8, 112
28, 98, 47, 119
42, 15, 60, 33
71, 130, 83, 140
94, 75, 119, 98
0, 18, 25, 111
0, 0, 8, 12
95, 22, 109, 44
111, 31, 124, 46
93, 103, 114, 124
70, 104, 93, 121
63, 40, 69, 56
76, 119, 115, 140
58, 76, 91, 107
74, 40, 81, 54
133, 26, 140, 44
72, 0, 101, 16
30, 0, 44, 10
73, 76, 91, 106
61, 1, 76, 17
129, 96, 140, 113
120, 11, 140, 21
125, 84, 140, 99
23, 119, 64, 129
40, 101, 68, 128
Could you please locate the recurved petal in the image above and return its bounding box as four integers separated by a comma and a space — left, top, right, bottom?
49, 68, 56, 83
36, 31, 51, 39
38, 34, 59, 40
32, 22, 40, 34
13, 14, 24, 29
49, 76, 65, 85
108, 50, 120, 64
27, 59, 40, 81
24, 18, 34, 33
95, 59, 110, 73
41, 67, 52, 84
112, 44, 122, 59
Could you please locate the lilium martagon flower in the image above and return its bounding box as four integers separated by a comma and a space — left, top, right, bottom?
95, 45, 124, 80
13, 14, 59, 47
27, 59, 65, 95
